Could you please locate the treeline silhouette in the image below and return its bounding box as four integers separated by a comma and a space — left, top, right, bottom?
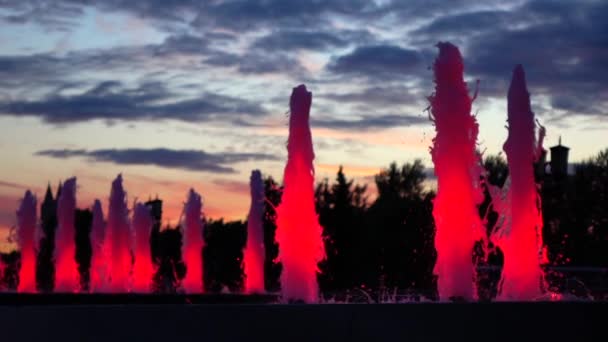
1, 149, 607, 299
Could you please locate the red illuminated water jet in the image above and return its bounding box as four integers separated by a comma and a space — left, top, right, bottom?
492, 65, 545, 300
106, 174, 132, 293
429, 43, 484, 301
55, 178, 79, 292
275, 84, 325, 303
182, 189, 204, 293
17, 190, 37, 293
244, 170, 265, 294
132, 202, 154, 293
90, 199, 108, 292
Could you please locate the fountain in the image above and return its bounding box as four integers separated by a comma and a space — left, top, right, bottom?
90, 199, 107, 292
16, 190, 37, 293
492, 65, 546, 300
0, 40, 604, 342
429, 43, 484, 301
275, 84, 325, 303
182, 189, 204, 293
55, 177, 79, 292
106, 174, 132, 293
132, 202, 154, 293
244, 170, 265, 294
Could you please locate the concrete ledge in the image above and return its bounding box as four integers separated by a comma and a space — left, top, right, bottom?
0, 297, 603, 342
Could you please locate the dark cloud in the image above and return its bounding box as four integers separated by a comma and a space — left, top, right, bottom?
35, 148, 280, 174
0, 47, 151, 90
463, 1, 608, 119
0, 34, 222, 90
1, 0, 606, 127
3, 0, 385, 35
238, 52, 307, 75
327, 45, 423, 79
410, 10, 515, 46
322, 86, 422, 107
252, 29, 373, 51
0, 80, 267, 124
193, 0, 379, 32
152, 34, 211, 56
398, 0, 608, 122
312, 114, 427, 131
0, 0, 84, 31
203, 50, 309, 76
387, 0, 507, 21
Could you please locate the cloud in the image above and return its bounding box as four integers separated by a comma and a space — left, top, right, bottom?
0, 181, 30, 190
312, 114, 427, 131
0, 80, 267, 124
212, 179, 250, 194
35, 148, 281, 174
237, 52, 308, 75
462, 0, 608, 119
193, 0, 379, 32
252, 29, 373, 51
0, 1, 85, 31
327, 45, 423, 79
321, 85, 422, 107
1, 0, 606, 128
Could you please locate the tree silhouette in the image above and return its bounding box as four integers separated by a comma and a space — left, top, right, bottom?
367, 160, 436, 299
316, 166, 368, 300
152, 226, 185, 293
1, 251, 19, 290
203, 219, 246, 293
36, 184, 59, 292
263, 176, 282, 293
75, 208, 93, 291
2, 149, 607, 299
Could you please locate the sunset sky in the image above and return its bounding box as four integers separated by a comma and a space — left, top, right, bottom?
1, 0, 606, 249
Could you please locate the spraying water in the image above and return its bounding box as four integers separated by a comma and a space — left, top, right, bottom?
182, 189, 204, 293
275, 84, 325, 303
55, 177, 79, 292
16, 190, 37, 293
429, 43, 484, 301
132, 202, 154, 293
244, 170, 265, 294
90, 199, 108, 292
106, 174, 132, 292
493, 65, 545, 300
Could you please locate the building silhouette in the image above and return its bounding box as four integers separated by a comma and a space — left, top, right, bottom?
550, 137, 570, 179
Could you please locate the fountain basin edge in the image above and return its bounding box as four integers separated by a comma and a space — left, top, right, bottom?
0, 295, 602, 342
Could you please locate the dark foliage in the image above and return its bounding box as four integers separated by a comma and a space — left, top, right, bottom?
366, 161, 437, 299
263, 176, 282, 293
36, 185, 59, 292
1, 251, 19, 290
152, 226, 186, 293
316, 166, 371, 300
74, 209, 92, 291
2, 149, 607, 299
203, 219, 246, 293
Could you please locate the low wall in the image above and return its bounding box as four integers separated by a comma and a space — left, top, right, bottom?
0, 295, 602, 342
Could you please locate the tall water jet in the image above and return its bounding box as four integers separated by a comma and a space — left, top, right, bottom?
244, 170, 265, 294
132, 202, 154, 293
55, 177, 79, 292
182, 189, 204, 293
106, 174, 132, 292
90, 199, 108, 292
275, 84, 325, 303
17, 190, 37, 292
493, 65, 545, 300
429, 43, 484, 301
